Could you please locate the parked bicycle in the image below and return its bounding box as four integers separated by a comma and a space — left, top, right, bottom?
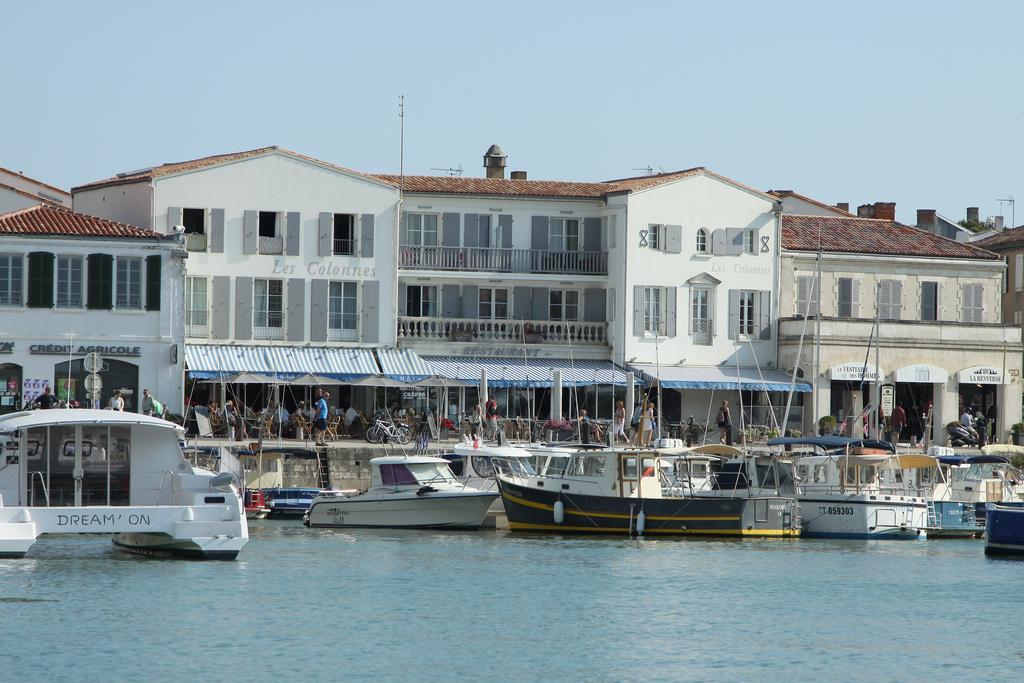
364, 417, 412, 445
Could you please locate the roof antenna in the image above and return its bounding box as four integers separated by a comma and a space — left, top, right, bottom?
632, 166, 654, 176
430, 165, 463, 177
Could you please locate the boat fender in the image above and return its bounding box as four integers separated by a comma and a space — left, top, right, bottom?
553, 499, 565, 524
636, 509, 646, 536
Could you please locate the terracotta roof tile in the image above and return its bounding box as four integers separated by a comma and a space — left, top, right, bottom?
0, 205, 160, 239
781, 214, 999, 260
72, 146, 383, 191
975, 227, 1024, 251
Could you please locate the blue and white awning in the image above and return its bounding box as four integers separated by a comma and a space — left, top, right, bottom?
185, 344, 379, 382
375, 349, 433, 383
629, 364, 811, 393
422, 356, 634, 388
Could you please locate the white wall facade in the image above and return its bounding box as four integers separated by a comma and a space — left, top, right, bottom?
0, 235, 185, 414
0, 168, 70, 207
73, 181, 152, 229
0, 188, 41, 215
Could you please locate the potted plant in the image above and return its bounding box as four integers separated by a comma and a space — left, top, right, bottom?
1012, 423, 1024, 446
448, 324, 474, 342
543, 418, 574, 441
818, 415, 837, 436
523, 323, 546, 344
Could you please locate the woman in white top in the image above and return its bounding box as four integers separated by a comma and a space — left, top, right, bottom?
641, 402, 655, 446
108, 390, 125, 411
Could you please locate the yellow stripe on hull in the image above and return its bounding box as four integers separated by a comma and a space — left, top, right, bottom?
507, 521, 798, 537
500, 491, 740, 522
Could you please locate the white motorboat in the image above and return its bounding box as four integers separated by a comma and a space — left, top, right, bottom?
444, 443, 536, 528
304, 455, 498, 530
0, 409, 248, 560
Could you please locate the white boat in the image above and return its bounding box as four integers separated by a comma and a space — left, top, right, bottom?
304, 455, 498, 530
772, 436, 931, 539
0, 409, 248, 559
445, 443, 536, 528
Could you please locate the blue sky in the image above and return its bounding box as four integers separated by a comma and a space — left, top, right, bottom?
4, 1, 1023, 225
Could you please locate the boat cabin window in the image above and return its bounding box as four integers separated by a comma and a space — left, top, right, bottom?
813, 465, 827, 483
380, 463, 419, 486
621, 456, 639, 480
568, 454, 607, 477
844, 466, 876, 486
690, 461, 708, 476
446, 456, 465, 476
472, 456, 495, 478
264, 459, 279, 473
641, 457, 657, 477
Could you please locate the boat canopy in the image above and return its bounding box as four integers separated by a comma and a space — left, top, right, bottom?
936, 455, 968, 466
0, 408, 182, 434
966, 455, 1011, 464
892, 454, 939, 470
767, 436, 896, 453
980, 444, 1024, 456
688, 444, 746, 458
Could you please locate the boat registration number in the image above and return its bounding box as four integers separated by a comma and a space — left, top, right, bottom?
818, 506, 854, 515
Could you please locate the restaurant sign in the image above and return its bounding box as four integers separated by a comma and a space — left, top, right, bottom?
958, 366, 1005, 385
829, 363, 884, 382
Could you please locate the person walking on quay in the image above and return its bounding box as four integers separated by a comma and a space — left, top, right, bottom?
891, 403, 906, 444
108, 390, 125, 412
34, 386, 58, 410
640, 401, 656, 446
717, 400, 732, 445
225, 400, 246, 441
313, 390, 330, 446
485, 395, 499, 440
466, 403, 483, 440
141, 388, 164, 418
613, 400, 627, 443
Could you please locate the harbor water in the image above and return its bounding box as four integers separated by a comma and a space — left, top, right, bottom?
3, 522, 1022, 682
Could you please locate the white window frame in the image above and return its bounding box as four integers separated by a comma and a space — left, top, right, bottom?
328, 281, 358, 341
691, 286, 712, 345
56, 254, 83, 309
405, 213, 438, 248
253, 278, 284, 339
647, 224, 662, 251
643, 286, 662, 334
743, 229, 756, 255
0, 254, 23, 306
549, 289, 580, 322
185, 276, 209, 337
696, 228, 708, 254
333, 214, 357, 256
478, 287, 510, 320
406, 285, 437, 318
738, 290, 756, 336
115, 256, 142, 310
549, 218, 580, 251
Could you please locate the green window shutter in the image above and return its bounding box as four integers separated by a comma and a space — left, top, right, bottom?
145, 255, 161, 311
87, 253, 113, 310
27, 252, 54, 308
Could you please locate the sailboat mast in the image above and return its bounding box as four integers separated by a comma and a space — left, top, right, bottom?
813, 242, 822, 431
874, 281, 882, 438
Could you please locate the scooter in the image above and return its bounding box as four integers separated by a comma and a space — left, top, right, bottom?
947, 423, 978, 447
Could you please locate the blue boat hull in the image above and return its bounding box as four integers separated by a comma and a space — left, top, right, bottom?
985, 503, 1024, 555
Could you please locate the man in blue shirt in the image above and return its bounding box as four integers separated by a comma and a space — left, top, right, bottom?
314, 390, 330, 446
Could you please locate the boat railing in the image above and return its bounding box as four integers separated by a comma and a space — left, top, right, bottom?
28, 470, 49, 506
799, 482, 925, 498
156, 470, 179, 506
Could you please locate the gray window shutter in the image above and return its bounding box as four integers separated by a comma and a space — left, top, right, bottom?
851, 279, 860, 318
441, 284, 461, 318
583, 288, 606, 322
531, 287, 548, 320
399, 212, 410, 246
167, 206, 183, 233
892, 281, 903, 319
442, 213, 460, 246
463, 214, 479, 248
920, 282, 935, 321
759, 290, 772, 340
462, 284, 479, 318
361, 281, 379, 342
477, 215, 491, 248
287, 278, 304, 341
665, 225, 683, 254
286, 212, 300, 256
243, 211, 258, 255
726, 228, 744, 255
209, 208, 225, 253
583, 217, 602, 251
309, 279, 328, 342
235, 277, 253, 341
360, 214, 375, 257
712, 229, 727, 255
531, 216, 549, 250
709, 288, 717, 337
398, 283, 408, 316
932, 282, 940, 320
318, 213, 331, 256
513, 286, 532, 320
210, 276, 230, 339
500, 214, 513, 248
633, 285, 644, 336
665, 286, 677, 336
728, 289, 740, 339
687, 288, 694, 336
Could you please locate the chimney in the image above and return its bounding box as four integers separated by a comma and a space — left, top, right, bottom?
966, 207, 980, 223
483, 144, 507, 179
510, 170, 528, 180
916, 209, 936, 228
994, 216, 1004, 230
873, 202, 896, 221
857, 204, 875, 218
835, 202, 849, 213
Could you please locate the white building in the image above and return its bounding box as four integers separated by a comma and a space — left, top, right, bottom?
778, 211, 1022, 442
0, 166, 71, 213
0, 205, 185, 413
73, 148, 400, 403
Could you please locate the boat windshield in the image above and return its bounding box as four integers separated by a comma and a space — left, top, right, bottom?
380, 462, 456, 485
566, 454, 608, 477
535, 454, 570, 476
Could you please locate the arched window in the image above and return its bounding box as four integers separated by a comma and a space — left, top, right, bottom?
696, 228, 708, 253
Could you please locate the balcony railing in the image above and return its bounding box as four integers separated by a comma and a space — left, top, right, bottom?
259, 236, 284, 255
184, 232, 207, 252
397, 316, 607, 345
692, 318, 712, 345
399, 246, 608, 275
333, 238, 356, 256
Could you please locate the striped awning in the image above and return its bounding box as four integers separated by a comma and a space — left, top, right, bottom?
185, 344, 379, 381
630, 364, 811, 393
422, 356, 634, 388
375, 349, 433, 382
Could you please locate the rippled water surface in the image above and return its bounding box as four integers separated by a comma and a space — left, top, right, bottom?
2, 521, 1023, 682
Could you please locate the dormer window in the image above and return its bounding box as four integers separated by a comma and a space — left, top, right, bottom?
696, 228, 708, 253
